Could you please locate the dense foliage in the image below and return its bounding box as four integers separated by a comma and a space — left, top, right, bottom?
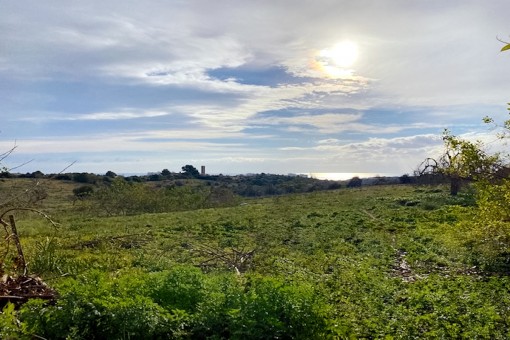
2, 169, 373, 198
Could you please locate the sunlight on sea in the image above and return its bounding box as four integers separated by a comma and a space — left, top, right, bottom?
308, 173, 388, 181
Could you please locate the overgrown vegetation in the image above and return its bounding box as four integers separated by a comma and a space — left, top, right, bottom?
2, 168, 381, 199
1, 178, 510, 338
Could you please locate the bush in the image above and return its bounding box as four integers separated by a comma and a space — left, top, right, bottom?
73, 185, 95, 198
19, 271, 190, 339
227, 276, 330, 339
9, 268, 332, 339
0, 303, 20, 339
87, 179, 238, 216
73, 172, 98, 184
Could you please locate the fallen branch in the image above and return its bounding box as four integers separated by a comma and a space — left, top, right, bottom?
192, 243, 255, 275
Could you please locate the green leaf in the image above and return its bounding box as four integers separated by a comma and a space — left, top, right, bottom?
501, 44, 510, 52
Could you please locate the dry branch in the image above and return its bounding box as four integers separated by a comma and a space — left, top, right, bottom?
192, 243, 255, 274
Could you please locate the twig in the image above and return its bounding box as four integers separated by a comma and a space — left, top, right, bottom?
0, 145, 17, 164
193, 243, 255, 275
361, 209, 378, 221
8, 159, 34, 172
0, 207, 59, 229
56, 161, 77, 175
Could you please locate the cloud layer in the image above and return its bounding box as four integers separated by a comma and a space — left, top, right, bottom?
1, 0, 509, 175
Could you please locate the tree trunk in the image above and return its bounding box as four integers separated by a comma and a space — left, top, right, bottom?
450, 177, 461, 196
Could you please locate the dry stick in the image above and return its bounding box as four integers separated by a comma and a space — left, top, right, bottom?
0, 208, 58, 275
8, 215, 27, 275
0, 218, 12, 271
361, 209, 378, 221
194, 244, 255, 275
0, 145, 17, 164
8, 159, 34, 172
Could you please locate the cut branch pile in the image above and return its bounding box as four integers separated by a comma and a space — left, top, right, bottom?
0, 275, 57, 308
192, 244, 255, 275
1, 212, 58, 308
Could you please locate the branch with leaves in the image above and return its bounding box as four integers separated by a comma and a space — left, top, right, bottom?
417, 130, 502, 195
499, 37, 510, 52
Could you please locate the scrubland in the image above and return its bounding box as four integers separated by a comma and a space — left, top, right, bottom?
1, 178, 509, 339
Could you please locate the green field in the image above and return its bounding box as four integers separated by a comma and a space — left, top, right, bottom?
1, 178, 510, 339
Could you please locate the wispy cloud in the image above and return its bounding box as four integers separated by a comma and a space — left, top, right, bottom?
1, 1, 509, 174
70, 111, 170, 121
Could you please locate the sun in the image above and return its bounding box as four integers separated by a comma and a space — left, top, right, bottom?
321, 41, 358, 68
314, 41, 359, 78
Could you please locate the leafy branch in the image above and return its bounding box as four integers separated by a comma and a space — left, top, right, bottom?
498, 36, 510, 52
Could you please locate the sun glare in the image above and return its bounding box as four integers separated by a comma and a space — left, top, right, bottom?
314, 41, 359, 78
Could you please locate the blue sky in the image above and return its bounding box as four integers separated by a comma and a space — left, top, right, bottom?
1, 1, 509, 176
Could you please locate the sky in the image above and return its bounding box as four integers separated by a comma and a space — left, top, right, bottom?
1, 1, 509, 177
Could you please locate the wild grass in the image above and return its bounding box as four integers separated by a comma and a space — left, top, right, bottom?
2, 180, 510, 338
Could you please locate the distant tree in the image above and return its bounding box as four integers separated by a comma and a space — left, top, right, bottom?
181, 165, 200, 178
73, 172, 97, 184
125, 175, 143, 183
161, 169, 171, 177
416, 130, 502, 195
399, 174, 413, 184
54, 174, 72, 181
105, 170, 117, 178
0, 171, 12, 178
148, 173, 163, 181
30, 170, 45, 178
347, 176, 362, 188
328, 182, 342, 190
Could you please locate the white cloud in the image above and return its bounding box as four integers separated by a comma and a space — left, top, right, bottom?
70, 111, 170, 121
317, 138, 341, 144
258, 112, 412, 134
278, 134, 444, 174
2, 1, 509, 175
0, 128, 252, 156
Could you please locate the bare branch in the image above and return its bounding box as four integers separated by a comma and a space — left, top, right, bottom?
0, 145, 17, 164
56, 160, 77, 175
0, 207, 59, 229
192, 243, 255, 274
8, 159, 34, 172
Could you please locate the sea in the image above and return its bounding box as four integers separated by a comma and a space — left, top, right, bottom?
307, 173, 395, 181
120, 172, 397, 181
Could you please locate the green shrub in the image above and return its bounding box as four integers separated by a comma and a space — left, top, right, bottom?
73, 185, 95, 198
0, 303, 21, 339
227, 276, 330, 339
10, 268, 332, 339
18, 271, 190, 339
147, 266, 206, 312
